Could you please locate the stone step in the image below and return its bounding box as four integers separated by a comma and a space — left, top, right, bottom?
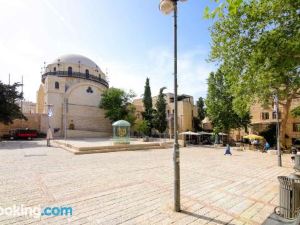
52, 140, 173, 155
74, 145, 167, 155
77, 143, 162, 151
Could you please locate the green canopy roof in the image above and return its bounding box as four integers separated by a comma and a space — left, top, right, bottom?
112, 120, 131, 127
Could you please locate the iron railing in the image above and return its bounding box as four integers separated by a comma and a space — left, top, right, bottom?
42, 71, 109, 88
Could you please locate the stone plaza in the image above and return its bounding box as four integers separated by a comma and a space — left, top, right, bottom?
0, 140, 294, 224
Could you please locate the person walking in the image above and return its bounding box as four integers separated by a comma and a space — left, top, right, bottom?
263, 141, 270, 153
224, 144, 232, 156
291, 146, 297, 162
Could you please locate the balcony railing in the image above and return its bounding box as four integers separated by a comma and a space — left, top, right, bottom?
42, 71, 109, 88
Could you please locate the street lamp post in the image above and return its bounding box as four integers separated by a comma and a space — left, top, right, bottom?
274, 93, 282, 167
159, 0, 186, 212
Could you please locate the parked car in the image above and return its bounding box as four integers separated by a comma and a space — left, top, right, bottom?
6, 128, 38, 140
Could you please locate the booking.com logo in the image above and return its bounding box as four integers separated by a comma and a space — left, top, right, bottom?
0, 205, 72, 218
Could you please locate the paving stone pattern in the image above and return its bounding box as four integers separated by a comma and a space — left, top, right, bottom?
0, 141, 294, 225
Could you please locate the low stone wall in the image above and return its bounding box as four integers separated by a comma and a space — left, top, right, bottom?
0, 113, 48, 136
66, 129, 112, 138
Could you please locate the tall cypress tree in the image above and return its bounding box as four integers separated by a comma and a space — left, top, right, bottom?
142, 78, 153, 134
153, 87, 167, 134
197, 97, 206, 126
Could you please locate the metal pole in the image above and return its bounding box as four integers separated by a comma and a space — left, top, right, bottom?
173, 0, 180, 212
275, 94, 282, 167
21, 75, 24, 128
64, 98, 67, 141
47, 105, 50, 147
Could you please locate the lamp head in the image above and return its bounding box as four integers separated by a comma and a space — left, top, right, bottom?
159, 0, 187, 15
159, 0, 174, 15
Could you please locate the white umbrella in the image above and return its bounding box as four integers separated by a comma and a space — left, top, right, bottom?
179, 131, 200, 136
198, 131, 213, 135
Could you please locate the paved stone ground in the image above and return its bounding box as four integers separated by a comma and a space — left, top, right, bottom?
0, 140, 294, 225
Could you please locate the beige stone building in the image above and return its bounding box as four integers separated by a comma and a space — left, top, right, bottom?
17, 100, 36, 114
133, 93, 197, 136
221, 99, 300, 147
247, 99, 300, 146
0, 113, 48, 137
36, 54, 112, 138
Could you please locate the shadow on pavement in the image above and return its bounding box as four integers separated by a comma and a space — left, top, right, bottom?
261, 212, 299, 225
181, 210, 235, 225
0, 140, 47, 150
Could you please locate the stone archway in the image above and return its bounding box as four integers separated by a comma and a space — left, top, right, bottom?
64, 82, 111, 133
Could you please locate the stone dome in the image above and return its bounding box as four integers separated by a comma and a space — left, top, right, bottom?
51, 54, 100, 69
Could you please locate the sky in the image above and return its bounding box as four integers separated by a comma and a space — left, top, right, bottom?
0, 0, 217, 102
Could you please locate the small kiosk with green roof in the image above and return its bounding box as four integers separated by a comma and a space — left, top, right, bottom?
112, 120, 131, 144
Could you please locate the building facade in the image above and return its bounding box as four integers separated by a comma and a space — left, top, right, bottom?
133, 93, 197, 136
36, 54, 112, 137
248, 99, 300, 147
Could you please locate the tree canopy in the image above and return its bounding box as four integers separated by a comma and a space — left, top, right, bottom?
291, 107, 300, 118
209, 0, 300, 145
205, 70, 251, 134
134, 119, 150, 137
196, 97, 206, 124
142, 78, 153, 127
0, 82, 26, 125
153, 87, 167, 133
99, 87, 136, 123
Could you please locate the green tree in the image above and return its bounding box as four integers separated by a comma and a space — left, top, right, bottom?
205, 70, 251, 135
99, 87, 136, 123
134, 119, 150, 137
209, 0, 300, 146
153, 87, 167, 134
196, 97, 206, 126
142, 78, 153, 129
291, 107, 300, 118
204, 0, 243, 19
124, 104, 137, 126
0, 82, 26, 125
192, 117, 202, 132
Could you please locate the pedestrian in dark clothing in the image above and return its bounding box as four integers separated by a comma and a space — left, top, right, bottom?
224, 144, 232, 156
291, 147, 297, 162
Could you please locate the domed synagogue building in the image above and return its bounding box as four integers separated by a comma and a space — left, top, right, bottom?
36, 54, 111, 137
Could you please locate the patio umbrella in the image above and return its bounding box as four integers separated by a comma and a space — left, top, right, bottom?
243, 134, 264, 140
179, 131, 200, 144
179, 131, 200, 136
198, 131, 213, 135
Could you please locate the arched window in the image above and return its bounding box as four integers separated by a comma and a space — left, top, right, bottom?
85, 69, 89, 78
68, 67, 72, 76
53, 67, 56, 74
55, 81, 59, 89
98, 74, 101, 79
